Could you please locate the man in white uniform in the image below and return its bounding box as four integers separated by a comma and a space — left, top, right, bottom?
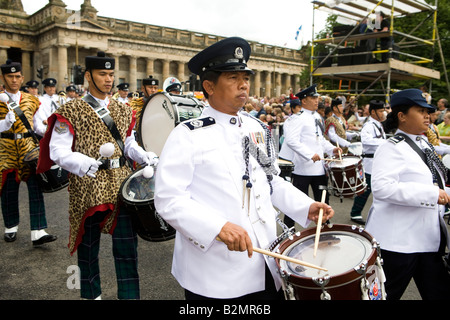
283, 85, 340, 228
34, 78, 60, 137
154, 37, 335, 300
349, 100, 387, 225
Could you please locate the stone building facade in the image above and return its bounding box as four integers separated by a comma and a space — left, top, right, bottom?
0, 0, 306, 97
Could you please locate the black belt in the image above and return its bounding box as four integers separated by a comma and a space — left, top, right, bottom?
98, 157, 127, 170
362, 154, 374, 158
1, 132, 32, 140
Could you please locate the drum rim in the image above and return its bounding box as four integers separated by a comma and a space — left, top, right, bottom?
276, 224, 377, 286
23, 147, 40, 162
119, 167, 156, 204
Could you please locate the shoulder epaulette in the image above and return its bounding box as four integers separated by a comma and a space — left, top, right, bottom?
388, 134, 405, 144
183, 117, 216, 131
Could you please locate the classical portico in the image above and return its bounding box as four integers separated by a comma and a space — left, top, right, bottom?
0, 0, 306, 97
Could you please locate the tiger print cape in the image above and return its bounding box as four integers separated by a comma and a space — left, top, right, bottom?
38, 98, 135, 254
0, 92, 40, 195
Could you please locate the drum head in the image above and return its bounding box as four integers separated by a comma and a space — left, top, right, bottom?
139, 93, 176, 156
328, 156, 360, 169
139, 92, 203, 156
121, 167, 155, 203
279, 227, 373, 278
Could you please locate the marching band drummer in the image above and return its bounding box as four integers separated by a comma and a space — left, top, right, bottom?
366, 89, 450, 300
154, 37, 334, 300
130, 75, 160, 138
283, 84, 341, 228
65, 85, 78, 102
325, 98, 359, 154
0, 60, 56, 246
116, 82, 130, 104
349, 100, 387, 225
37, 52, 158, 300
34, 78, 60, 138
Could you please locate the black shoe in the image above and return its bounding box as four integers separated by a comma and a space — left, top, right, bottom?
351, 217, 366, 225
32, 234, 57, 246
4, 232, 17, 242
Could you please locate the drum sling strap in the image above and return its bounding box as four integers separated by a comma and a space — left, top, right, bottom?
396, 133, 445, 189
6, 94, 40, 145
82, 95, 133, 169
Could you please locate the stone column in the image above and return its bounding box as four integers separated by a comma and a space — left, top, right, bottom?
57, 45, 68, 89
265, 71, 272, 98
21, 51, 32, 82
275, 72, 281, 97
0, 47, 8, 65
177, 61, 185, 83
129, 55, 137, 91
162, 59, 170, 83
253, 70, 261, 97
146, 58, 154, 76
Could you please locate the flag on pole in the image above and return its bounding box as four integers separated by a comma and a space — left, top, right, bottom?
295, 25, 302, 41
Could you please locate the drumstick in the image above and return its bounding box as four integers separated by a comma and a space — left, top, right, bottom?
336, 141, 342, 161
216, 237, 327, 272
313, 190, 327, 258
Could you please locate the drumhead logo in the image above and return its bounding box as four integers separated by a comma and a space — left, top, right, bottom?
369, 277, 382, 300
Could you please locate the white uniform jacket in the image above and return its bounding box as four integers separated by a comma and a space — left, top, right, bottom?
360, 117, 387, 175
34, 94, 60, 137
154, 106, 314, 299
278, 114, 296, 161
366, 130, 450, 254
285, 109, 335, 176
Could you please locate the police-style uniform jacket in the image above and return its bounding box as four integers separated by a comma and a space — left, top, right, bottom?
34, 93, 60, 137
285, 108, 335, 176
360, 116, 387, 175
154, 106, 314, 299
366, 129, 450, 254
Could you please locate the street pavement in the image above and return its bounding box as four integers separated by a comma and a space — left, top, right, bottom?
0, 181, 439, 301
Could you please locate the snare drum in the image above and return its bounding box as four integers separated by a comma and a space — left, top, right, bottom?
278, 159, 294, 182
119, 166, 175, 242
325, 156, 367, 198
276, 224, 385, 300
23, 147, 69, 193
139, 92, 205, 156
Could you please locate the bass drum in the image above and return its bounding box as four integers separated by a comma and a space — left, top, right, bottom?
139, 92, 205, 156
119, 166, 175, 242
24, 147, 69, 193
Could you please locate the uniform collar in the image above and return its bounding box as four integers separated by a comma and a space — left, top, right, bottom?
301, 108, 315, 115
369, 116, 383, 126
88, 92, 110, 109
5, 90, 21, 104
204, 106, 242, 127
396, 129, 426, 148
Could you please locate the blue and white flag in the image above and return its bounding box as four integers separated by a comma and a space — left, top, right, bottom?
295, 25, 302, 41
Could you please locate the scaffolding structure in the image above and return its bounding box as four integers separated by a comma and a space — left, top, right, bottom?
309, 0, 447, 103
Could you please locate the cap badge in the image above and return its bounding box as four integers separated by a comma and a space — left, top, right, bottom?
10, 67, 16, 73
105, 62, 112, 69
234, 47, 244, 59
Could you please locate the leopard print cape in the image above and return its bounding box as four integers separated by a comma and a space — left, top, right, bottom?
0, 92, 40, 194
53, 98, 133, 254
325, 114, 349, 153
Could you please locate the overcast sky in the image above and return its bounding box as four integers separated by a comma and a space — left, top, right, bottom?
21, 0, 329, 49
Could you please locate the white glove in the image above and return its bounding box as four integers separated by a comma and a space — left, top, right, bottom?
5, 111, 16, 125
0, 111, 16, 132
143, 152, 159, 166
84, 157, 102, 178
